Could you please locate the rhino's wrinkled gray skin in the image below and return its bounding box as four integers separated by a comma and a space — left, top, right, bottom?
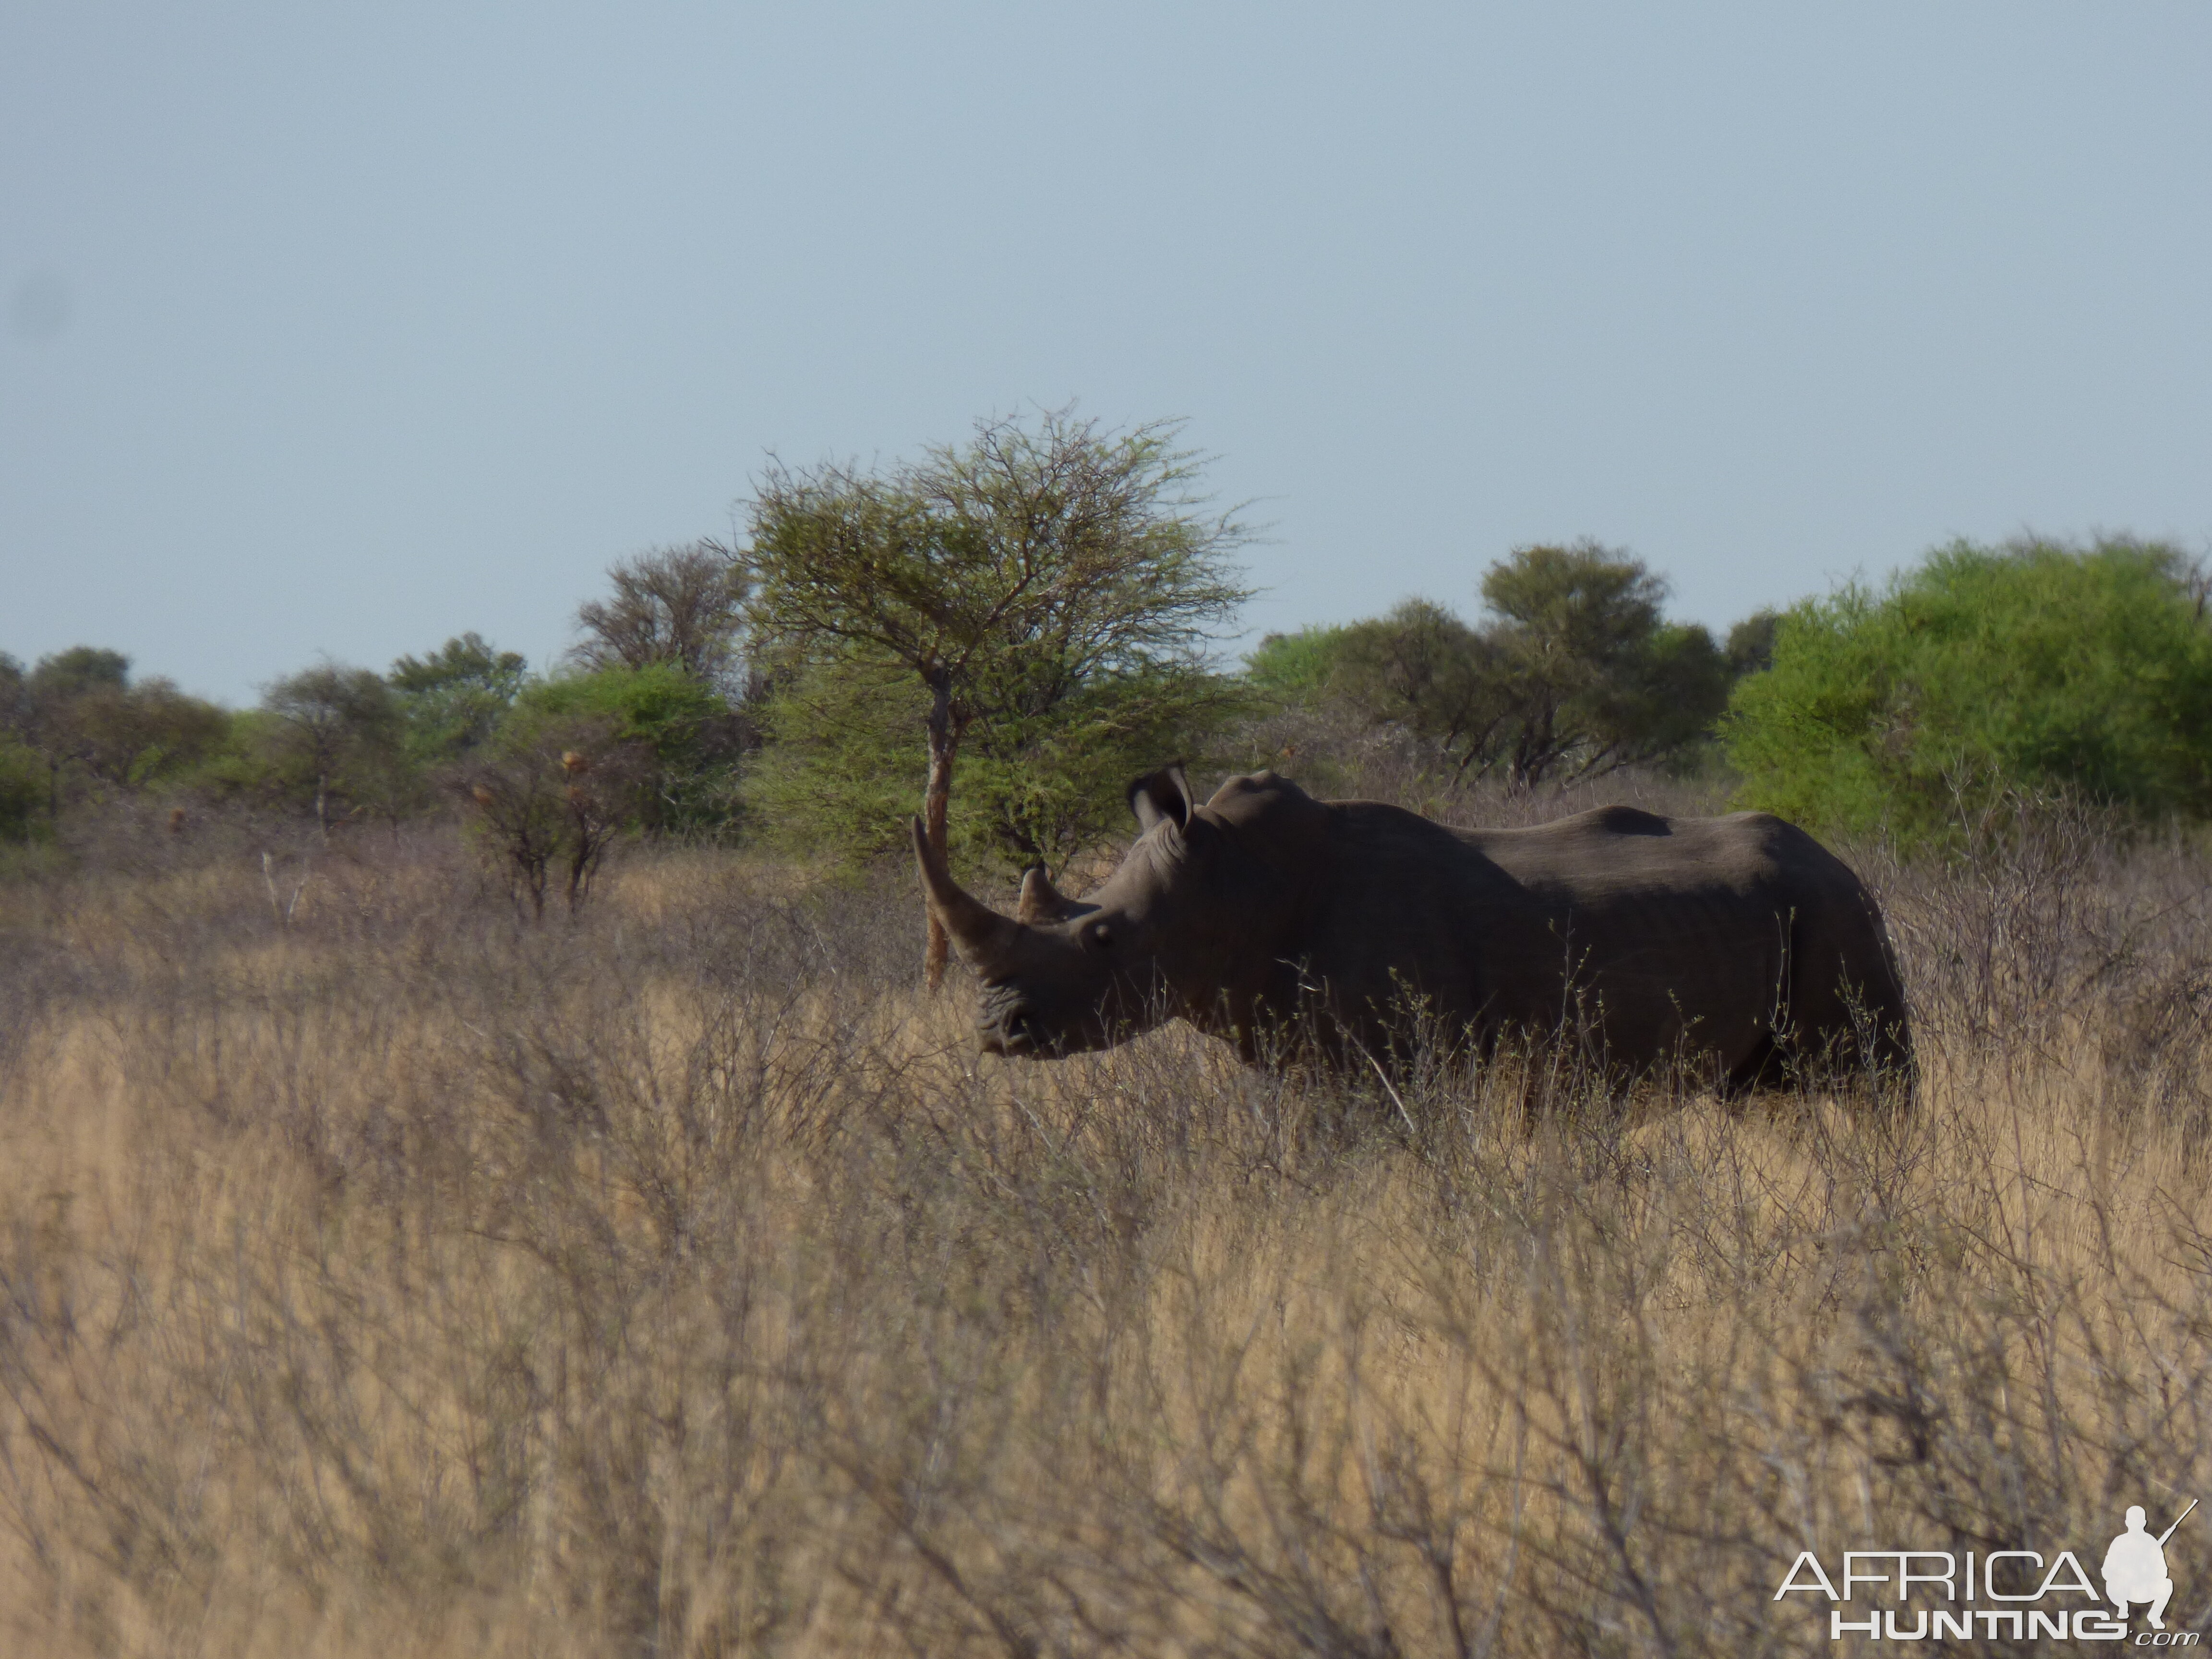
913, 765, 1913, 1095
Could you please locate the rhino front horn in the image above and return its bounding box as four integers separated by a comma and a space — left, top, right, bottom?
911, 817, 1022, 966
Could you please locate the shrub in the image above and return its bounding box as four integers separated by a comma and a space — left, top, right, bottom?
388, 633, 528, 765
1245, 547, 1738, 793
456, 707, 650, 917
6, 817, 2212, 1656
0, 733, 46, 841
513, 663, 744, 835
1245, 624, 1353, 706
1724, 536, 2212, 845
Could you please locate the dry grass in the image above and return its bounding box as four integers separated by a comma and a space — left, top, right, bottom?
3, 794, 2212, 1657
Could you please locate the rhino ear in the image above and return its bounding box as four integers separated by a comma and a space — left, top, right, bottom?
1128, 762, 1196, 834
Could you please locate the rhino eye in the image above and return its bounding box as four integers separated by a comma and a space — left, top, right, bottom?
1090, 922, 1113, 950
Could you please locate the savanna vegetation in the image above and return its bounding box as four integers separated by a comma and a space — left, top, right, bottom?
6, 412, 2212, 1654
4, 764, 2212, 1657
1723, 536, 2212, 847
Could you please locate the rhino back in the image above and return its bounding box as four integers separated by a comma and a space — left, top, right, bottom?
1291, 801, 1879, 1070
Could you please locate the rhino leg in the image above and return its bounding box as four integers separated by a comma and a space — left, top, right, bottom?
1719, 1029, 1788, 1102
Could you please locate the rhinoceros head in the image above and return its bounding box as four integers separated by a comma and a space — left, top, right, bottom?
912, 765, 1324, 1057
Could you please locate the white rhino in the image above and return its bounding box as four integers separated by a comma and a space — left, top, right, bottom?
914, 765, 1913, 1097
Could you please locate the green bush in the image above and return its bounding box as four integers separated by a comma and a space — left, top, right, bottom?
1244, 547, 1738, 789
0, 734, 48, 842
389, 633, 527, 765
745, 656, 927, 866
1723, 537, 2212, 845
205, 666, 409, 832
197, 708, 287, 798
512, 663, 744, 834
1245, 625, 1352, 705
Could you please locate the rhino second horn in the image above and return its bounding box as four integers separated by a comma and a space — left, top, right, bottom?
1017, 865, 1075, 924
910, 817, 1022, 966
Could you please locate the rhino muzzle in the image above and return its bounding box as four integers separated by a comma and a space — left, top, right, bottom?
978, 994, 1049, 1057
978, 986, 1118, 1058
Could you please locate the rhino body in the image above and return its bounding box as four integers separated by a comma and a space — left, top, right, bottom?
914, 767, 1912, 1096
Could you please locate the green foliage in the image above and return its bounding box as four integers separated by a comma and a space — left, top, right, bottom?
1477, 543, 1731, 785
1253, 544, 1737, 789
1723, 537, 2212, 845
0, 733, 46, 842
953, 663, 1246, 873
250, 664, 409, 831
1244, 625, 1351, 705
389, 633, 527, 764
755, 648, 1246, 876
745, 409, 1252, 882
747, 413, 1249, 686
747, 657, 923, 864
0, 657, 28, 839
1725, 609, 1780, 677
513, 663, 743, 834
1329, 600, 1503, 770
65, 680, 230, 789
1609, 620, 1734, 759
0, 647, 229, 816
457, 704, 650, 918
199, 708, 284, 795
27, 647, 128, 698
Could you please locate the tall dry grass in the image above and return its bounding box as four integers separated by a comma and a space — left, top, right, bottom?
2, 790, 2211, 1656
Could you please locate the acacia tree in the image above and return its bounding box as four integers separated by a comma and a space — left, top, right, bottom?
746, 409, 1250, 986
1478, 541, 1728, 788
1256, 541, 1734, 787
389, 633, 528, 763
1330, 600, 1509, 777
65, 678, 228, 790
572, 540, 751, 686
0, 648, 226, 815
16, 648, 129, 817
1272, 544, 1731, 792
262, 665, 403, 838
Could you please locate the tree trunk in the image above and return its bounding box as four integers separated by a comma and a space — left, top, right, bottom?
922, 667, 961, 990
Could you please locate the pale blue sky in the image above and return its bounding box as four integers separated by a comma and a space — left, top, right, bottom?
5, 3, 2208, 705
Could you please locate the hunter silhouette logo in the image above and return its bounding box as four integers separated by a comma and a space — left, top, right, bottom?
1775, 1498, 2200, 1643
2106, 1500, 2195, 1632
